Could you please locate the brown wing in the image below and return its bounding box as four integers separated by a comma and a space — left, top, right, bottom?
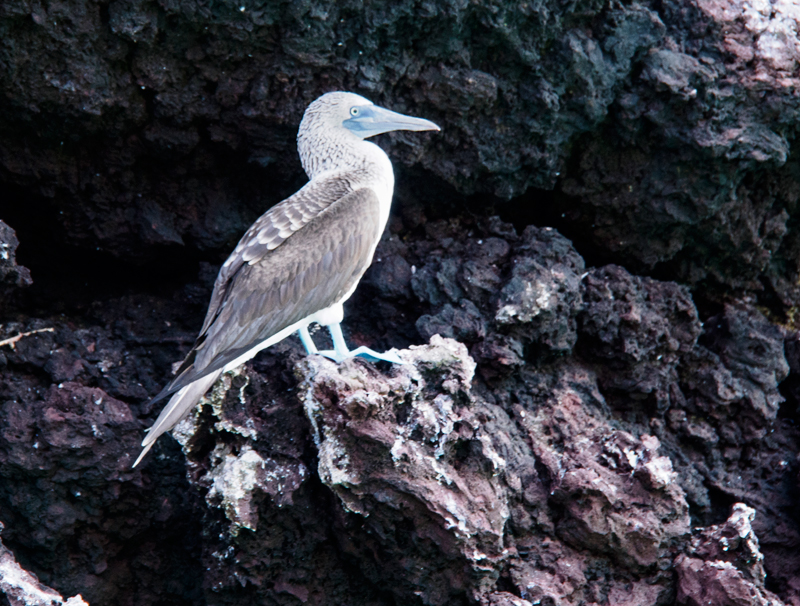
201, 176, 353, 335
154, 186, 382, 401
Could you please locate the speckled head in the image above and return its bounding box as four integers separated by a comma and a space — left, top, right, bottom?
300, 91, 439, 141
297, 91, 439, 178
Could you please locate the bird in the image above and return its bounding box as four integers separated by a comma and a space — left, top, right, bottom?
133, 92, 440, 467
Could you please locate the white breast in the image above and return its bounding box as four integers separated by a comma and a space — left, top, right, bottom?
350, 139, 395, 232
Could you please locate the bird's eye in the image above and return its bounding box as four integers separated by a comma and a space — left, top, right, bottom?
350, 107, 360, 116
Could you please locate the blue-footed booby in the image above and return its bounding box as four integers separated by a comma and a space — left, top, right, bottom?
133, 92, 439, 467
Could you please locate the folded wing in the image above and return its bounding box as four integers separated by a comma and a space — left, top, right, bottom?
153, 184, 382, 403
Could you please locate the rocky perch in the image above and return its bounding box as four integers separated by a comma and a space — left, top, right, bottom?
170, 334, 690, 605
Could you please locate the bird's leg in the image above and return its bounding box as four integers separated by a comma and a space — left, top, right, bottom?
297, 325, 319, 354
327, 322, 352, 360
318, 322, 405, 365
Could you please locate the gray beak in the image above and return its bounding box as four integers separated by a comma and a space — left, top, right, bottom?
344, 105, 440, 139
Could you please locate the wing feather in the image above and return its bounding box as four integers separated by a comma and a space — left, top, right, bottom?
202, 176, 353, 335
155, 186, 382, 401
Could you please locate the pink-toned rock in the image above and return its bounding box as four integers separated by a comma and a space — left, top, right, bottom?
517, 377, 690, 571
677, 504, 786, 606
296, 336, 509, 604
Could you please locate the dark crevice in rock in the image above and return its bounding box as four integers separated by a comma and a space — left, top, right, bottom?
2, 231, 200, 324
703, 484, 740, 528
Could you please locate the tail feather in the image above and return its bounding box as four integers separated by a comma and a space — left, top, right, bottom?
133, 370, 222, 467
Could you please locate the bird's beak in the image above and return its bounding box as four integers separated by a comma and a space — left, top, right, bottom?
344, 105, 440, 139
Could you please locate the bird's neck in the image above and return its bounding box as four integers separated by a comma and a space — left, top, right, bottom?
299, 131, 381, 177
299, 132, 395, 230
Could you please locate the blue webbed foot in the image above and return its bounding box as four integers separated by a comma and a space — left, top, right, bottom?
349, 346, 406, 365
316, 323, 405, 365
317, 346, 405, 365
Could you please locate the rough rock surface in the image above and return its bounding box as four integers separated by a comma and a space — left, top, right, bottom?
0, 523, 87, 606
561, 0, 800, 299
0, 303, 209, 605
175, 334, 691, 606
0, 221, 32, 301
2, 0, 800, 605
676, 503, 786, 606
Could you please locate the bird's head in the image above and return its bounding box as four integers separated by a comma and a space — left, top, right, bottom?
299, 91, 440, 142
297, 91, 439, 178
